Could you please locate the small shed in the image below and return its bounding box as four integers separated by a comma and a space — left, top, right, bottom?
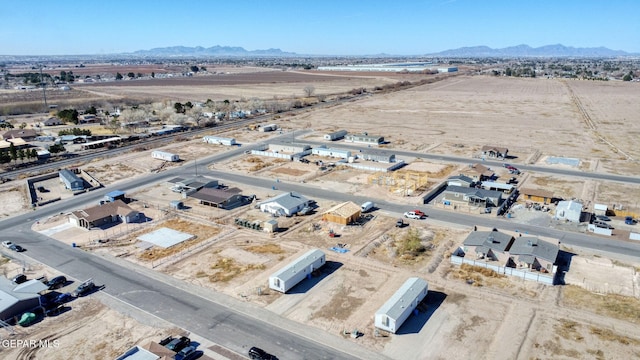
263, 219, 278, 233
169, 200, 184, 210
374, 277, 429, 334
321, 201, 362, 225
269, 249, 326, 293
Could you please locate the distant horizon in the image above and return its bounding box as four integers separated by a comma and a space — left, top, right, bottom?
2, 0, 639, 56
0, 43, 636, 58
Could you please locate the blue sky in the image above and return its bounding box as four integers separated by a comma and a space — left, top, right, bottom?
2, 0, 638, 55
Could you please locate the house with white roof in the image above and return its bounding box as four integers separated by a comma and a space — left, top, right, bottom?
259, 191, 312, 217
374, 277, 428, 334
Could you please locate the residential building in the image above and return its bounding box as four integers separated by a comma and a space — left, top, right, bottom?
520, 188, 554, 204
0, 278, 48, 321
344, 133, 384, 146
447, 175, 475, 187
508, 237, 559, 273
259, 192, 312, 217
321, 201, 361, 225
189, 187, 247, 209
555, 200, 584, 222
462, 229, 515, 263
481, 145, 508, 159
460, 163, 494, 181
323, 130, 348, 141
311, 147, 352, 159
269, 249, 326, 293
2, 129, 38, 141
442, 185, 503, 208
374, 277, 428, 334
69, 199, 140, 229
59, 169, 84, 191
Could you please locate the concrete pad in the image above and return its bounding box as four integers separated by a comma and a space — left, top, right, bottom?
137, 227, 194, 248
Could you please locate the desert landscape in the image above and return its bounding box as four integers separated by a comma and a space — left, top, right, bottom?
1, 66, 640, 360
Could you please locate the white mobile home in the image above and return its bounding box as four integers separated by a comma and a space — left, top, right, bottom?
203, 136, 237, 146
269, 249, 326, 293
259, 124, 278, 132
374, 277, 428, 334
152, 150, 179, 162
323, 130, 348, 141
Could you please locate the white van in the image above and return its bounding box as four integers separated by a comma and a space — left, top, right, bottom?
361, 201, 375, 213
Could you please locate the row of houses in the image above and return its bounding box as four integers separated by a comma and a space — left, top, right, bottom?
268, 249, 428, 334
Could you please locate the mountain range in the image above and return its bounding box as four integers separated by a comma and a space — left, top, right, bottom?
130, 44, 632, 57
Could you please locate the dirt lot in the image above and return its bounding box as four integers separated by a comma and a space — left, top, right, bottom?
3, 72, 640, 359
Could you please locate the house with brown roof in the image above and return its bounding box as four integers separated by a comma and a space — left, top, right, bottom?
460, 163, 494, 182
2, 129, 38, 141
188, 187, 247, 209
69, 199, 140, 229
481, 145, 508, 159
41, 117, 63, 126
321, 201, 362, 225
520, 188, 554, 204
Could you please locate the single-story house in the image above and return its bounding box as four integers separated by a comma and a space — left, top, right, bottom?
311, 147, 352, 159
42, 117, 63, 126
189, 187, 246, 209
555, 200, 584, 222
442, 185, 503, 208
104, 190, 127, 203
0, 138, 29, 151
480, 181, 514, 194
462, 229, 515, 263
269, 143, 311, 154
508, 237, 559, 273
481, 145, 508, 159
344, 133, 384, 146
269, 249, 326, 293
360, 151, 396, 163
69, 199, 140, 229
203, 136, 236, 146
321, 201, 361, 225
323, 130, 348, 141
2, 129, 38, 141
374, 277, 428, 334
447, 175, 475, 188
0, 277, 47, 322
116, 341, 177, 360
460, 163, 494, 181
259, 191, 313, 217
167, 176, 218, 193
59, 169, 84, 191
520, 188, 554, 204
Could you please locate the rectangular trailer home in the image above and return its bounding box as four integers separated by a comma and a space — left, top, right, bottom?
152, 150, 179, 162
374, 277, 428, 334
269, 249, 326, 293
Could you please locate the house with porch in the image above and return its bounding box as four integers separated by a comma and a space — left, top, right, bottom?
481, 145, 508, 159
69, 200, 140, 229
508, 236, 559, 273
462, 229, 515, 263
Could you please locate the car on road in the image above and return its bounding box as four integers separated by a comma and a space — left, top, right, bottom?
165, 336, 191, 352
9, 244, 24, 252
403, 211, 423, 219
2, 241, 14, 249
46, 276, 67, 290
72, 279, 95, 297
248, 346, 276, 360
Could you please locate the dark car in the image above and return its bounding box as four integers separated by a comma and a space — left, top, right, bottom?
54, 292, 73, 304
9, 244, 24, 252
72, 279, 95, 297
12, 274, 27, 284
46, 276, 67, 290
165, 336, 190, 352
248, 346, 276, 360
176, 345, 198, 360
45, 305, 69, 317
595, 215, 611, 222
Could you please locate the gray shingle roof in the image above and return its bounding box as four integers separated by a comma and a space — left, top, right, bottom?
463, 230, 514, 252
445, 185, 503, 200
509, 237, 559, 264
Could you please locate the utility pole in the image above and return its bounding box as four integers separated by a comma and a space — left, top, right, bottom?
40, 65, 48, 112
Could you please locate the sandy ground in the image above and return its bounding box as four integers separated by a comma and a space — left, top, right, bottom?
3, 74, 640, 359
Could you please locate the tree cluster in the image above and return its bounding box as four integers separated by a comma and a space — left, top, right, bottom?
58, 128, 91, 136
57, 109, 79, 124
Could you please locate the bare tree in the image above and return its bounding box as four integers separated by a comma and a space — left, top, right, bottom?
303, 85, 315, 97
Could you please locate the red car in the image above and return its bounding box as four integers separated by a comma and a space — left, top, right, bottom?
412, 210, 426, 218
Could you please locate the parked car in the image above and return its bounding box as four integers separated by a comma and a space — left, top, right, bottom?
1, 241, 14, 249
176, 345, 198, 360
625, 216, 637, 225
165, 336, 190, 352
45, 305, 69, 317
72, 279, 95, 297
54, 292, 73, 304
46, 276, 67, 290
595, 215, 611, 222
9, 244, 24, 252
593, 221, 614, 229
12, 274, 27, 284
403, 211, 423, 219
395, 218, 404, 228
248, 346, 276, 360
